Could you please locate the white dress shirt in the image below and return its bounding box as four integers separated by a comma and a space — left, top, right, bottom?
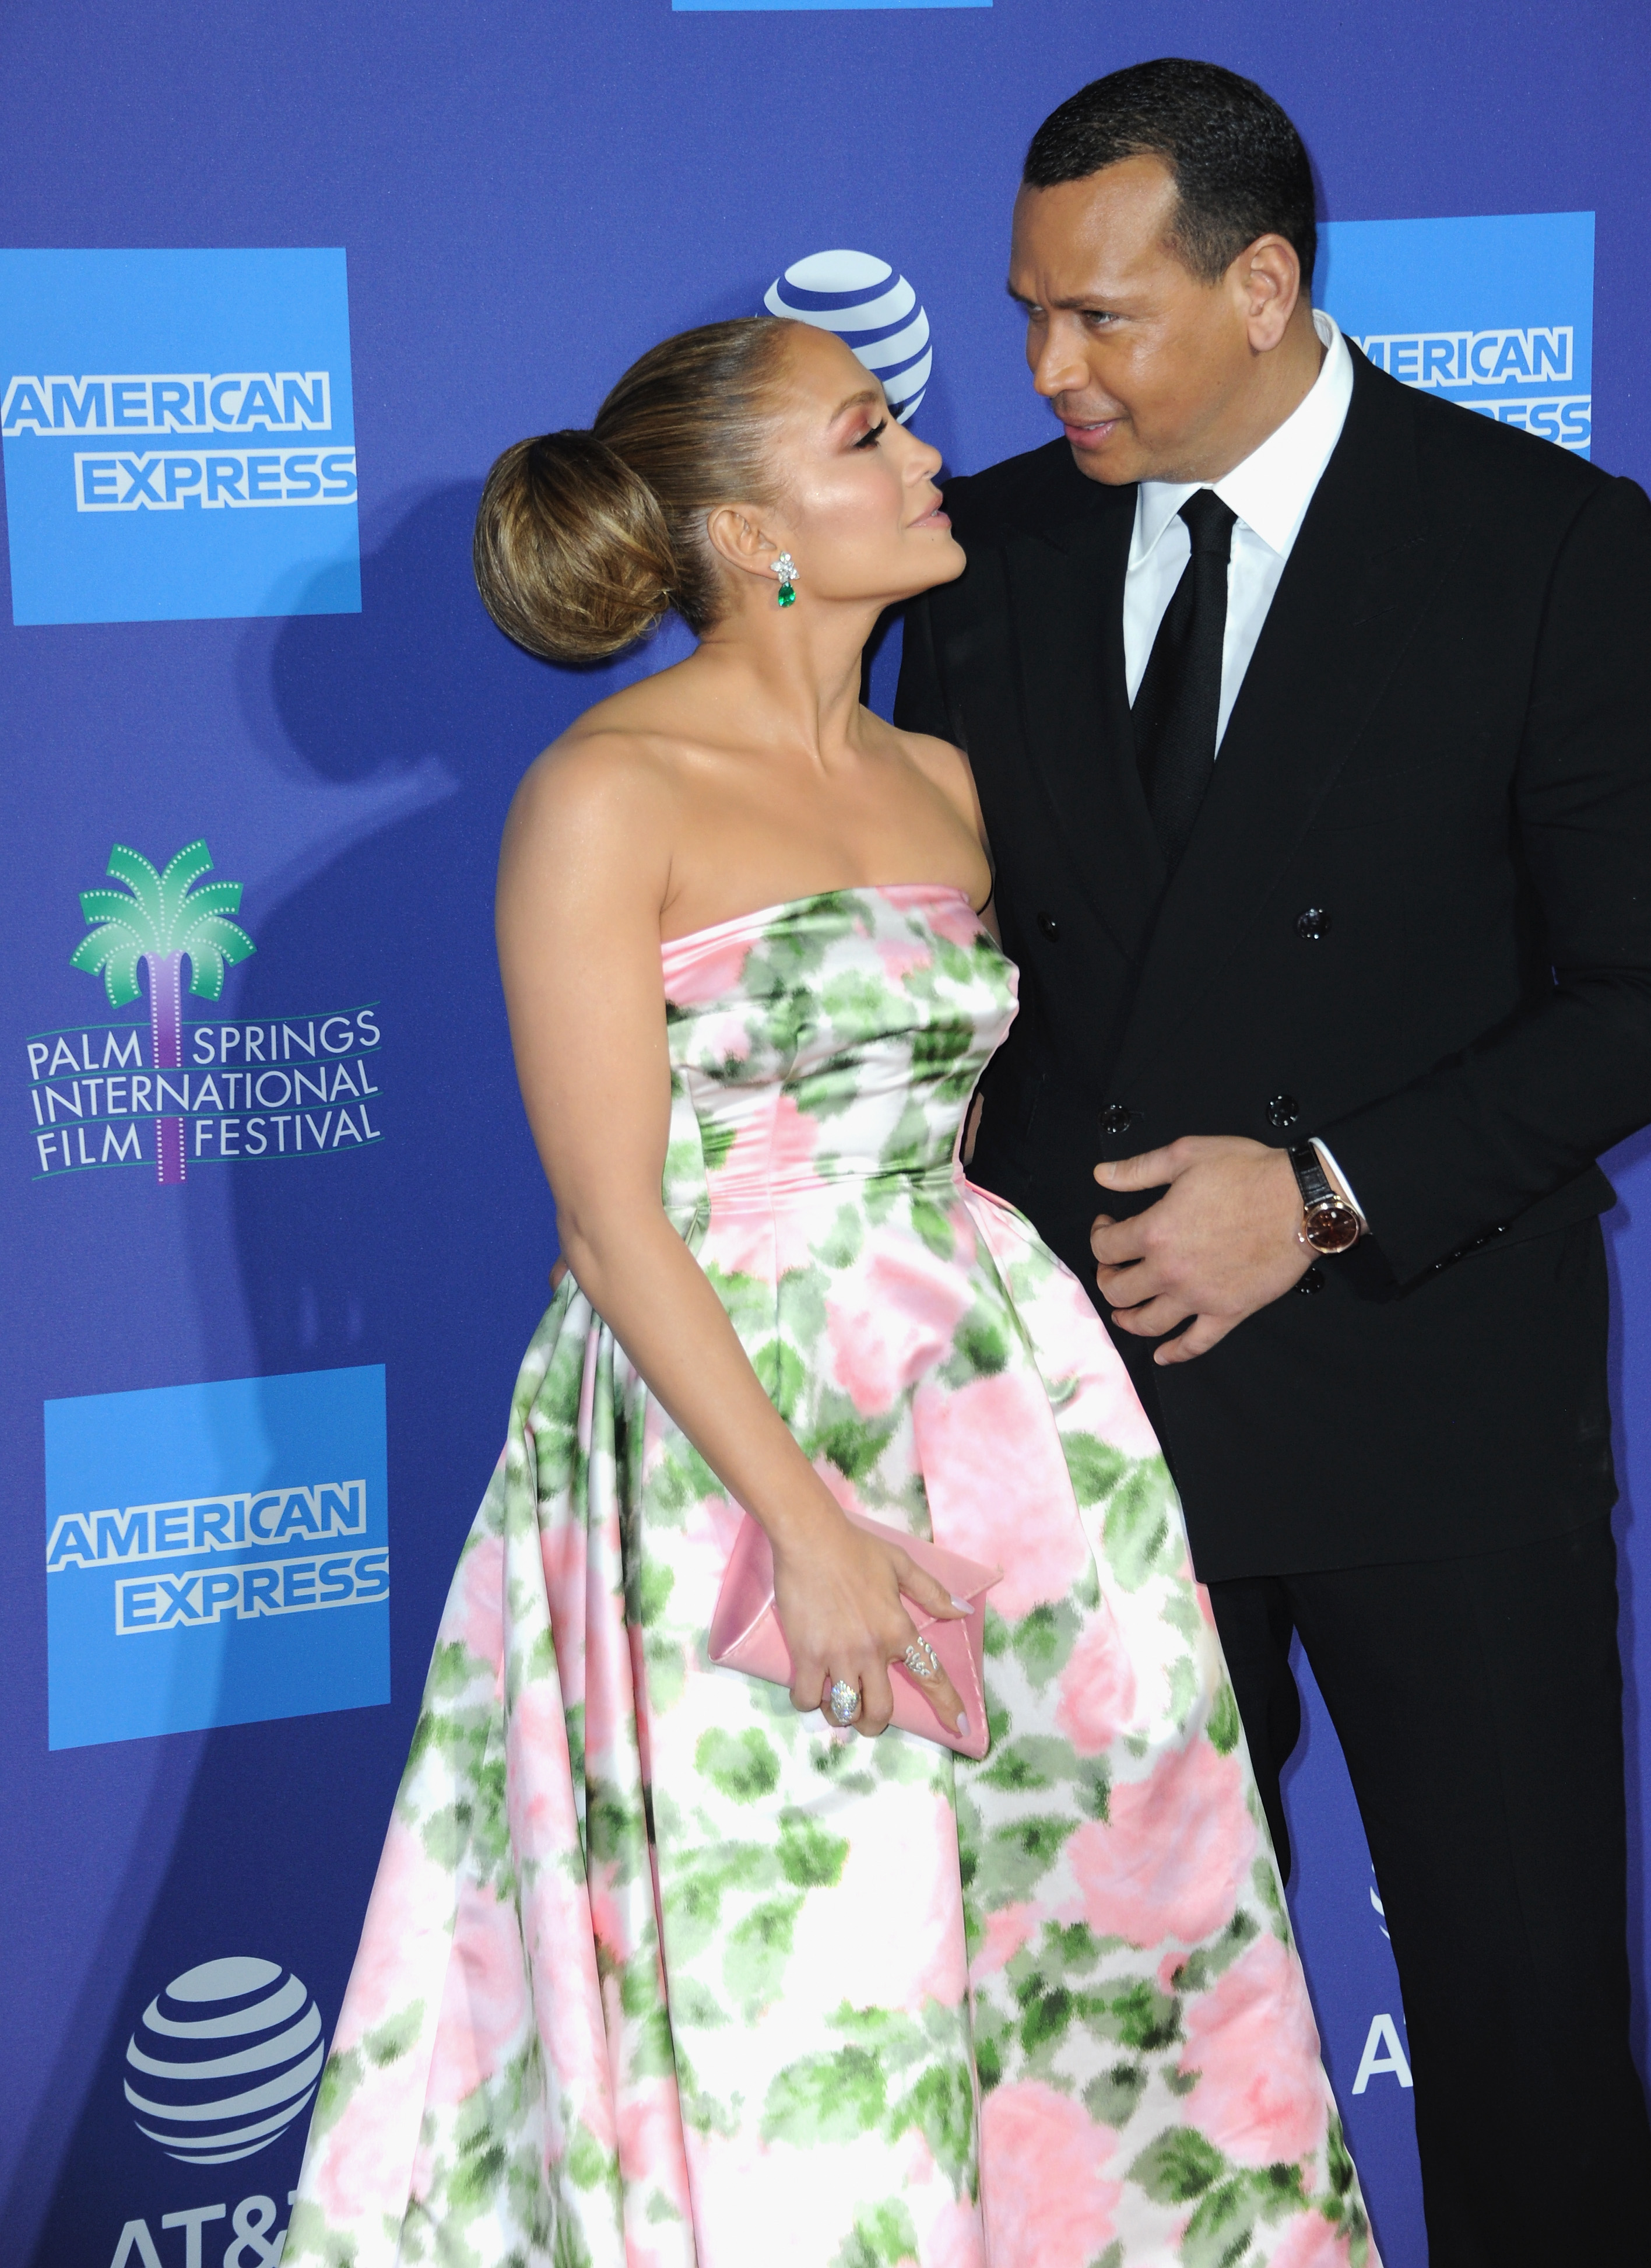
1122, 310, 1367, 1219
1123, 309, 1353, 745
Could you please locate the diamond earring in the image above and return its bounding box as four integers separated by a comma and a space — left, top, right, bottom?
771, 552, 799, 608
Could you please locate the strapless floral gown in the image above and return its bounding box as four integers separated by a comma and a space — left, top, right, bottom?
286, 886, 1374, 2268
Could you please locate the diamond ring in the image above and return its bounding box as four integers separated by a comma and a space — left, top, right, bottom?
826, 1679, 862, 1727
902, 1638, 941, 1680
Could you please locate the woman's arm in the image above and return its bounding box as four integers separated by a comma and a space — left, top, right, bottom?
497, 736, 969, 1738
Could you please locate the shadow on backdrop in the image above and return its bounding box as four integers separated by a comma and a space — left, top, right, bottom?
18, 480, 620, 2265
221, 477, 574, 1728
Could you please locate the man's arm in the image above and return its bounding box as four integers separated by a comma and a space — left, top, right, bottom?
1317, 473, 1651, 1283
1095, 471, 1651, 1357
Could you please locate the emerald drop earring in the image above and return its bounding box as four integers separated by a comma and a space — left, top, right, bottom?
771, 553, 799, 608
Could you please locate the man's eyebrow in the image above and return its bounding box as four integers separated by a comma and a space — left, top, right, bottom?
1006, 282, 1125, 311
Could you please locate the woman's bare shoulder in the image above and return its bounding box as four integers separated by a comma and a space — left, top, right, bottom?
501, 708, 684, 898
511, 667, 700, 823
891, 723, 972, 789
882, 721, 988, 850
517, 654, 716, 817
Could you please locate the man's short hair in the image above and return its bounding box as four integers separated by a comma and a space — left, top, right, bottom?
1023, 58, 1318, 289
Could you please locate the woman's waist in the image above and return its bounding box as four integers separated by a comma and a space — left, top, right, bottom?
698, 1159, 964, 1211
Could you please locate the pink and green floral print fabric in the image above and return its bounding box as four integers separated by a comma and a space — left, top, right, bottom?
284, 885, 1375, 2268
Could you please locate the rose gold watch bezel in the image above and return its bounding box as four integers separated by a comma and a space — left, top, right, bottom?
1302, 1199, 1361, 1256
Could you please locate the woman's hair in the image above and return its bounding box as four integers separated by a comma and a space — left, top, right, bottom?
473, 316, 795, 663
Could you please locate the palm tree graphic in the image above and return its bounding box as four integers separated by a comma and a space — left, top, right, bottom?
71, 840, 255, 1185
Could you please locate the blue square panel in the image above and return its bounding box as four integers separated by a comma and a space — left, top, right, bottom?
44, 1365, 388, 1749
0, 248, 360, 623
1318, 212, 1593, 457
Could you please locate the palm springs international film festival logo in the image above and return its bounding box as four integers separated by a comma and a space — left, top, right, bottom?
125, 1957, 324, 2167
26, 837, 382, 1186
0, 247, 359, 625
1319, 210, 1593, 455
765, 252, 931, 423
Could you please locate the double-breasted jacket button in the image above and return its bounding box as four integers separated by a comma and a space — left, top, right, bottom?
1295, 1266, 1326, 1295
1295, 907, 1330, 942
1267, 1094, 1301, 1131
1037, 911, 1061, 941
1100, 1103, 1133, 1136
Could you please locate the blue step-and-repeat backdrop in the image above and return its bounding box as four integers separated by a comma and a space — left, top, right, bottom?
1, 4, 1646, 2263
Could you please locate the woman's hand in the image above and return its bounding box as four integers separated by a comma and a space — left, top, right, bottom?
770, 1507, 972, 1741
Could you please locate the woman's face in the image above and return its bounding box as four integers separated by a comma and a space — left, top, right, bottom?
760, 324, 965, 607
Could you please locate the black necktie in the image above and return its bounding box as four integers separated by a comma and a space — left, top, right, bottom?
1132, 488, 1238, 871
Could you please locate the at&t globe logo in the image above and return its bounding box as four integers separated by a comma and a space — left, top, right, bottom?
125, 1955, 324, 2164
764, 250, 931, 422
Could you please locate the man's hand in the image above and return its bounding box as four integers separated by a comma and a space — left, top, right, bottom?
1091, 1135, 1308, 1364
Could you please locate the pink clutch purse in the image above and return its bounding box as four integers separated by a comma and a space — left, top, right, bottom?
708, 1507, 999, 1760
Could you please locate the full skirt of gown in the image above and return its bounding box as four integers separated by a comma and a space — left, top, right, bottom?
284, 885, 1376, 2268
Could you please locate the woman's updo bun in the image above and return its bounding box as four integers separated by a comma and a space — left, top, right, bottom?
474, 430, 673, 663
473, 317, 793, 664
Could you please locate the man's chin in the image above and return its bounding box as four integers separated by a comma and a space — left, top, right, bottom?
1062, 418, 1138, 485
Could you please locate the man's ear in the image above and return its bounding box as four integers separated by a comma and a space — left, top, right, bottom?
705, 503, 784, 581
1231, 233, 1302, 354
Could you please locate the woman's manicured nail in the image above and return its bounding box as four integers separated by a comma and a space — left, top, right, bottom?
957, 1711, 969, 1735
950, 1596, 972, 1613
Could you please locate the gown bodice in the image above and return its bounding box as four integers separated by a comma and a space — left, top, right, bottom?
659, 884, 1013, 1220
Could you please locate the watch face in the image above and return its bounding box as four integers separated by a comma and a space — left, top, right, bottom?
1304, 1200, 1361, 1255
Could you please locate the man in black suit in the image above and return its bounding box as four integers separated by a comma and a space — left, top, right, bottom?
896, 57, 1651, 2263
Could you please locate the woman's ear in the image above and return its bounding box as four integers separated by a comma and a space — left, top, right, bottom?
705, 503, 785, 581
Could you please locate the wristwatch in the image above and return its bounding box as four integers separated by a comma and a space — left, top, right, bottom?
1288, 1140, 1362, 1255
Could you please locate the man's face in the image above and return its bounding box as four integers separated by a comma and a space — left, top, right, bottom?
1007, 156, 1259, 486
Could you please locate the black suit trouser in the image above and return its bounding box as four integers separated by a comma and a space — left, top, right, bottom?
1207, 1517, 1651, 2266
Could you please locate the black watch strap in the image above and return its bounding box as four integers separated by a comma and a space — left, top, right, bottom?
1287, 1139, 1335, 1210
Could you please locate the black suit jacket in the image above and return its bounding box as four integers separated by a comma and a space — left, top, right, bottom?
896, 349, 1651, 1579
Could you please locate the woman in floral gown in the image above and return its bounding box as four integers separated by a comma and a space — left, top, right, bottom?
285, 315, 1375, 2268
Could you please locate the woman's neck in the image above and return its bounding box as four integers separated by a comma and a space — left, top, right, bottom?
690, 595, 886, 767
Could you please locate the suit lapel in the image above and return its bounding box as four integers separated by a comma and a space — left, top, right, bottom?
1002, 469, 1166, 960
1109, 355, 1467, 1091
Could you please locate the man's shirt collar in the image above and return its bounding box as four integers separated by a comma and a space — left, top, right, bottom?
1132, 310, 1354, 566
